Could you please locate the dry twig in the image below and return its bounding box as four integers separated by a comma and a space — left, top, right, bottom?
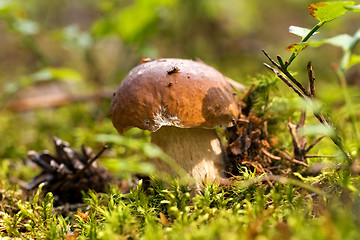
262, 50, 353, 165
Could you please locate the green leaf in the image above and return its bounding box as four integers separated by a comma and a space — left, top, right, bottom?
95, 133, 146, 149
30, 67, 82, 82
308, 1, 354, 23
287, 31, 359, 54
301, 124, 335, 137
345, 4, 360, 11
60, 25, 93, 50
0, 0, 18, 12
13, 19, 39, 35
323, 34, 354, 50
289, 26, 319, 38
347, 54, 360, 69
102, 157, 155, 175
286, 43, 309, 53
92, 0, 176, 43
285, 34, 356, 53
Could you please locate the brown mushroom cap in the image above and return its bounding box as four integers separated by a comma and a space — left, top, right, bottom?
111, 58, 239, 133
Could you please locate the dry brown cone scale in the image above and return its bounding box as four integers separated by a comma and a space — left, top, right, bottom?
225, 88, 322, 181
225, 111, 287, 177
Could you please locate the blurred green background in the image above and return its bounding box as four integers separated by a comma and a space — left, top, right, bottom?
0, 0, 359, 178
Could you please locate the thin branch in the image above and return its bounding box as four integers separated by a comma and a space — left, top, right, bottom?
314, 112, 353, 165
286, 23, 323, 67
284, 70, 311, 97
73, 145, 108, 178
263, 63, 307, 99
4, 90, 114, 112
263, 51, 353, 165
306, 135, 325, 153
298, 111, 306, 127
262, 50, 282, 69
261, 148, 281, 160
275, 149, 293, 160
240, 83, 255, 101
291, 158, 309, 167
305, 155, 338, 158
263, 50, 310, 96
277, 55, 287, 69
307, 62, 316, 98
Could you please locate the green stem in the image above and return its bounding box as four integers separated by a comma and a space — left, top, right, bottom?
337, 70, 358, 140
287, 22, 324, 67
339, 29, 360, 71
21, 36, 51, 67
313, 111, 353, 166
336, 30, 360, 140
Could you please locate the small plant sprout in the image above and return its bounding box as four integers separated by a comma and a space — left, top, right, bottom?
263, 1, 360, 165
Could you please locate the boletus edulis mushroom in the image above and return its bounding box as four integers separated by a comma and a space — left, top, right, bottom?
110, 58, 239, 187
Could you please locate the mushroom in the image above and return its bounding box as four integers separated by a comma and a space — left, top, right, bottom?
110, 58, 239, 186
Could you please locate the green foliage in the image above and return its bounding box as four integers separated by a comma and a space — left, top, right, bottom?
95, 133, 156, 177
288, 25, 319, 39
285, 1, 360, 67
308, 1, 355, 23
29, 67, 83, 82
287, 28, 360, 71
3, 172, 360, 239
1, 184, 68, 239
96, 132, 190, 179
265, 1, 360, 166
92, 0, 177, 50
1, 0, 360, 239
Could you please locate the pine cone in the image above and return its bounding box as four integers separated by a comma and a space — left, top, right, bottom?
26, 137, 113, 204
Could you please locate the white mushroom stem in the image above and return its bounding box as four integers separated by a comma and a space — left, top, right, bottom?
150, 126, 227, 186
